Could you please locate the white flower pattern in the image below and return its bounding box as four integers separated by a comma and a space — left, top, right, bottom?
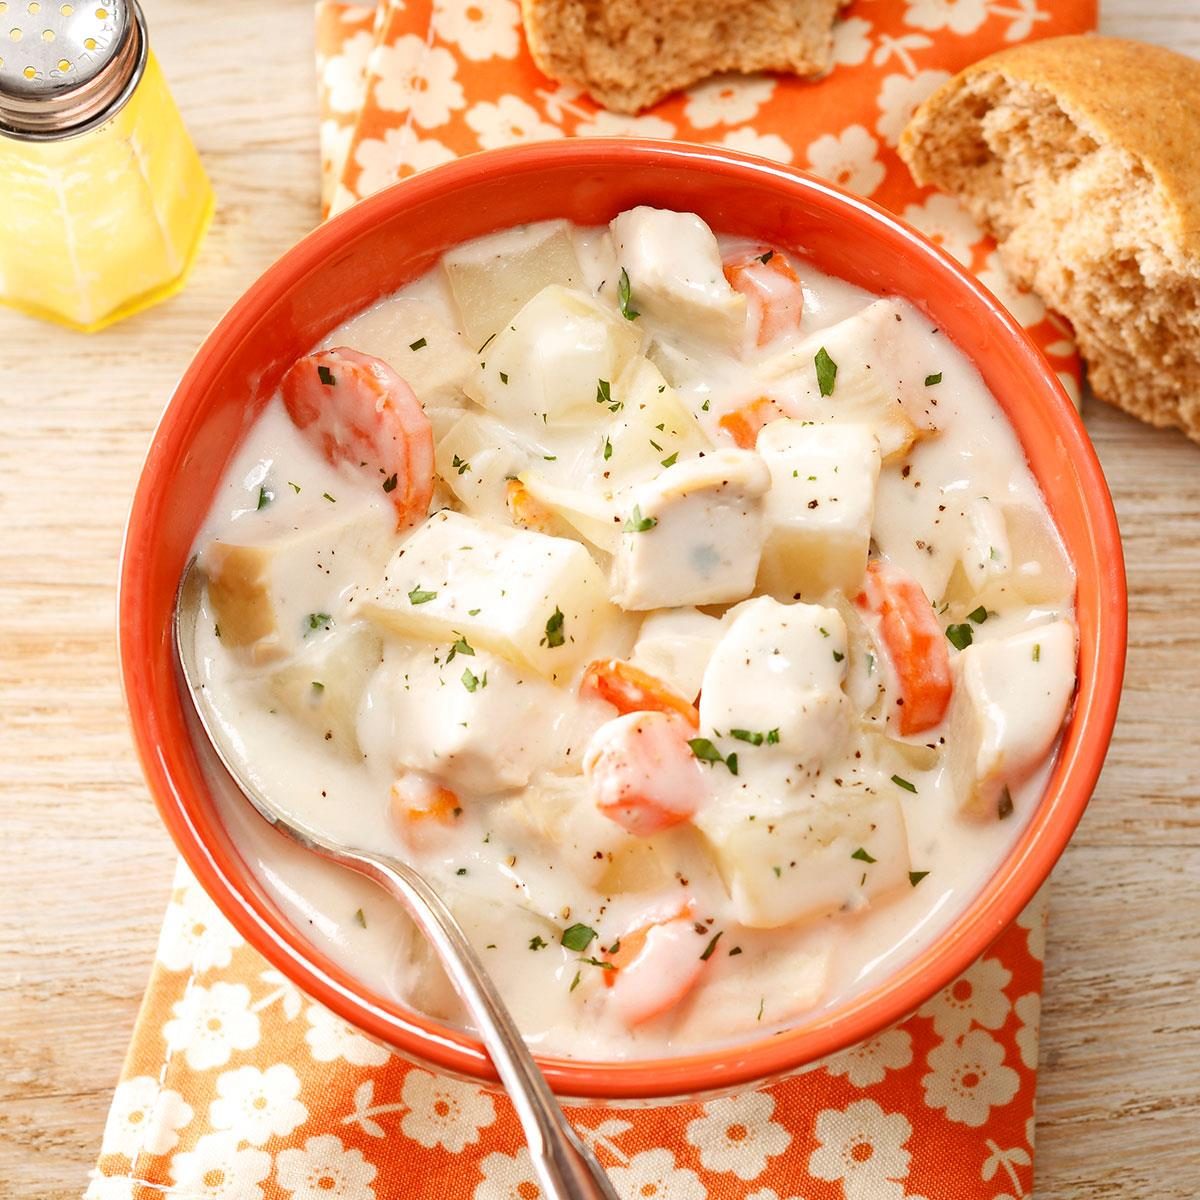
919, 955, 1013, 1039
474, 1148, 540, 1200
101, 1076, 193, 1158
978, 250, 1048, 327
902, 192, 983, 265
465, 94, 564, 149
685, 1091, 791, 1180
399, 1069, 496, 1151
321, 29, 374, 114
824, 1028, 914, 1088
157, 884, 243, 974
373, 36, 466, 127
903, 0, 990, 36
305, 1004, 391, 1067
169, 1133, 272, 1200
684, 76, 776, 129
608, 1148, 706, 1200
83, 1175, 136, 1200
433, 0, 521, 61
720, 128, 794, 163
806, 124, 886, 197
832, 16, 873, 66
809, 1099, 913, 1198
876, 69, 951, 146
573, 110, 676, 139
162, 983, 260, 1072
276, 1134, 378, 1200
1014, 991, 1041, 1070
354, 127, 456, 196
922, 1028, 1022, 1126
209, 1063, 308, 1145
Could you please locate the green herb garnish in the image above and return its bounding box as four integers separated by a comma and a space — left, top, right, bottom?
354, 908, 366, 927
447, 635, 475, 662
946, 623, 973, 650
699, 931, 723, 961
306, 612, 332, 631
660, 452, 678, 469
909, 870, 930, 887
409, 337, 427, 351
814, 346, 838, 397
407, 586, 437, 605
461, 667, 485, 692
603, 436, 613, 461
256, 486, 272, 510
623, 505, 658, 533
382, 473, 398, 493
924, 372, 942, 387
1032, 643, 1041, 662
851, 847, 877, 863
730, 729, 764, 746
758, 250, 775, 265
998, 787, 1014, 819
618, 268, 639, 320
561, 923, 597, 952
967, 606, 988, 624
891, 774, 917, 794
529, 935, 548, 951
542, 606, 565, 648
317, 364, 336, 386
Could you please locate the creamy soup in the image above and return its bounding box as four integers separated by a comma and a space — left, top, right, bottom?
192, 209, 1077, 1059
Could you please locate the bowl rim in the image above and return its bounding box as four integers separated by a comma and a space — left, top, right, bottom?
119, 137, 1127, 1101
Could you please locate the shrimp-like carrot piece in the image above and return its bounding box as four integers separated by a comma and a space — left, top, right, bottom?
600, 913, 708, 1026
281, 347, 434, 528
581, 658, 700, 727
505, 478, 560, 534
724, 249, 805, 346
583, 712, 705, 837
390, 777, 461, 827
718, 397, 782, 449
857, 560, 952, 735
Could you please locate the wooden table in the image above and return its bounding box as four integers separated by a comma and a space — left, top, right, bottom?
2, 3, 1197, 1195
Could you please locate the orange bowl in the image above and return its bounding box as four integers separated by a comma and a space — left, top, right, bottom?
119, 139, 1126, 1102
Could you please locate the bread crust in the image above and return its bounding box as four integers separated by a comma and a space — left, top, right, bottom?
903, 36, 1200, 260
522, 0, 842, 115
900, 36, 1200, 443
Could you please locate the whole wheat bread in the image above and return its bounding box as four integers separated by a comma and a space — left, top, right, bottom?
521, 0, 843, 115
899, 36, 1200, 442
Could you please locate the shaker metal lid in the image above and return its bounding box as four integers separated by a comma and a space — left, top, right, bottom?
0, 0, 147, 139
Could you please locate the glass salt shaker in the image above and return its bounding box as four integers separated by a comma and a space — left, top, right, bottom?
0, 0, 213, 331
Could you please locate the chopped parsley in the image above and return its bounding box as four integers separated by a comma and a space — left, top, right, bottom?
354, 908, 366, 928
730, 729, 764, 746
306, 612, 332, 632
461, 667, 486, 692
1032, 643, 1041, 662
542, 606, 566, 648
924, 372, 943, 387
688, 738, 738, 775
758, 249, 775, 265
967, 605, 989, 624
946, 623, 973, 650
256, 485, 272, 510
288, 481, 301, 494
456, 867, 468, 876
851, 847, 877, 863
772, 866, 782, 878
618, 268, 639, 320
382, 472, 398, 493
561, 923, 597, 952
757, 997, 765, 1021
697, 931, 724, 961
623, 505, 658, 533
891, 774, 918, 794
499, 371, 509, 385
447, 635, 475, 662
766, 728, 780, 745
569, 970, 582, 992
908, 870, 930, 887
660, 452, 678, 469
452, 454, 471, 475
322, 492, 336, 503
407, 586, 437, 605
833, 649, 845, 663
595, 377, 620, 412
317, 364, 336, 386
409, 337, 427, 351
603, 436, 613, 461
529, 935, 548, 951
311, 681, 325, 693
814, 346, 838, 397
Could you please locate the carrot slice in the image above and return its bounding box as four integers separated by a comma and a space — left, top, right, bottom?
718, 396, 781, 449
857, 560, 953, 735
390, 779, 461, 826
581, 658, 700, 727
724, 249, 805, 346
600, 914, 708, 1025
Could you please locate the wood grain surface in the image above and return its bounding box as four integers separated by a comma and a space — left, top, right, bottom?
1, 2, 1197, 1196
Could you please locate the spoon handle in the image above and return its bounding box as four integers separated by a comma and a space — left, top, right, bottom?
336, 847, 619, 1200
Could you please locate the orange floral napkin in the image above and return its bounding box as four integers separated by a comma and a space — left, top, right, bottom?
89, 3, 1095, 1197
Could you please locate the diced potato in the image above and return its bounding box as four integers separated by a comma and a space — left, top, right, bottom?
265, 625, 382, 757
1003, 503, 1075, 606
756, 419, 880, 600
603, 357, 711, 489
363, 642, 562, 792
699, 596, 851, 769
948, 620, 1077, 818
757, 298, 936, 462
359, 510, 616, 681
610, 449, 769, 610
629, 609, 724, 701
515, 472, 620, 553
329, 296, 472, 408
700, 791, 911, 928
435, 410, 534, 523
610, 207, 747, 349
201, 497, 396, 665
441, 220, 584, 348
465, 286, 642, 431
960, 497, 1011, 596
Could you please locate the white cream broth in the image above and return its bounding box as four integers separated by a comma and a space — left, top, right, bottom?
192, 210, 1077, 1059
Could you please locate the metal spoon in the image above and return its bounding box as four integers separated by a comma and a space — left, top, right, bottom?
174, 559, 618, 1200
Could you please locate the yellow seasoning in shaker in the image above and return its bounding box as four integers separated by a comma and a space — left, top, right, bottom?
0, 1, 213, 331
